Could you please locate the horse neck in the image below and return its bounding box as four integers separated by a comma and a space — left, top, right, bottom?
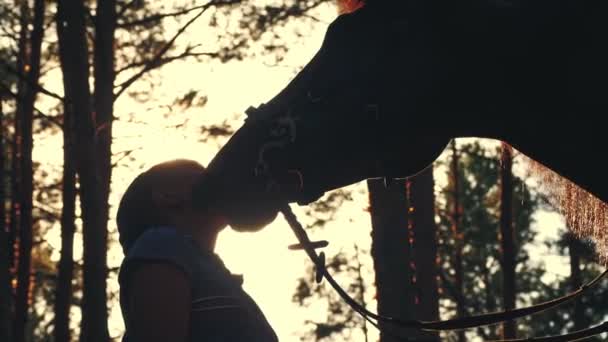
422, 111, 507, 143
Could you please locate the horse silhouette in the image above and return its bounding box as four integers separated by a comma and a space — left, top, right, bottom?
195, 1, 608, 236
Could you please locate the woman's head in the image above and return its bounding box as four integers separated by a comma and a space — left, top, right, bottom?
117, 159, 226, 253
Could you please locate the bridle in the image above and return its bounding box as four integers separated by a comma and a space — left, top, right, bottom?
245, 103, 608, 341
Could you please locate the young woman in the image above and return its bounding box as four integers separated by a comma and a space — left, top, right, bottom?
117, 159, 277, 342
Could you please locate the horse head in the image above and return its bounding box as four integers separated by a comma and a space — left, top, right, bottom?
194, 0, 607, 231
194, 3, 433, 229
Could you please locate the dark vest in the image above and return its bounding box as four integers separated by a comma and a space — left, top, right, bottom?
119, 226, 278, 341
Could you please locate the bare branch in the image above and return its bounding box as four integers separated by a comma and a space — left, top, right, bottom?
0, 60, 64, 102
200, 122, 234, 139
0, 82, 62, 127
116, 48, 219, 75
116, 0, 139, 19
117, 3, 209, 29
33, 203, 61, 222
111, 147, 142, 168
34, 112, 62, 127
438, 270, 467, 312
301, 13, 326, 24
254, 0, 328, 30
0, 23, 20, 42
114, 0, 237, 100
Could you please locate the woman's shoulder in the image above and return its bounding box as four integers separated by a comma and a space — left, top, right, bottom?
127, 226, 196, 257
119, 226, 199, 283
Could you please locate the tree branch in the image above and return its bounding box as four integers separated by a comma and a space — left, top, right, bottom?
34, 112, 62, 127
33, 203, 61, 222
117, 3, 211, 29
0, 82, 62, 127
111, 147, 142, 168
114, 1, 228, 100
0, 23, 20, 42
438, 270, 468, 313
115, 47, 218, 75
116, 0, 140, 19
0, 60, 64, 102
260, 0, 328, 29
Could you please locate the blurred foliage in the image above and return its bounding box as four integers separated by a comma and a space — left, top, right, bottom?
436, 142, 543, 340
295, 141, 607, 341
293, 248, 369, 342
437, 142, 606, 341
292, 187, 373, 341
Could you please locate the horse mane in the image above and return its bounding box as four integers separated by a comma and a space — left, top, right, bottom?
523, 154, 608, 265
337, 0, 365, 14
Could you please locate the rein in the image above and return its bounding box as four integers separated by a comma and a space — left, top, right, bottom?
280, 204, 608, 341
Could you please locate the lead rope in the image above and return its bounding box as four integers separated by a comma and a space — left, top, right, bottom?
280, 204, 608, 341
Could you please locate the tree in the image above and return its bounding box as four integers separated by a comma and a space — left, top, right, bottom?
529, 232, 607, 340
0, 96, 12, 342
499, 143, 516, 339
367, 167, 440, 342
437, 141, 542, 341
368, 178, 415, 341
53, 55, 77, 342
12, 1, 45, 341
447, 140, 465, 342
407, 167, 440, 341
566, 233, 585, 331
55, 0, 107, 339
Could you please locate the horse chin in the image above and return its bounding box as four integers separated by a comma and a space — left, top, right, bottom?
226, 204, 279, 232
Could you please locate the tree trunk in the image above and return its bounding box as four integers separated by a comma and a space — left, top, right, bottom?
353, 245, 369, 342
408, 166, 440, 341
450, 140, 466, 342
13, 0, 44, 340
567, 233, 585, 332
499, 143, 516, 339
9, 0, 28, 301
56, 0, 110, 340
53, 100, 77, 342
77, 0, 117, 340
8, 103, 19, 305
368, 178, 416, 341
0, 99, 13, 342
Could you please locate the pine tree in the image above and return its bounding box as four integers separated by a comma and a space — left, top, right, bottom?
0, 93, 13, 342
499, 143, 516, 339
12, 1, 45, 340
437, 141, 542, 340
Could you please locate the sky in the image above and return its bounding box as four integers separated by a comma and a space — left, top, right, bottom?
27, 1, 592, 341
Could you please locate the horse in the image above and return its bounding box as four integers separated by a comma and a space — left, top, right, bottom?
195, 0, 607, 236
191, 1, 608, 338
